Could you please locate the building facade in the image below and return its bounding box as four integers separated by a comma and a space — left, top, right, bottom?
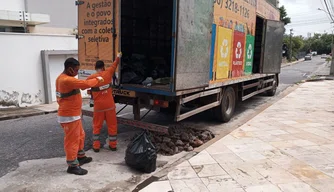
0, 0, 77, 34
0, 0, 78, 107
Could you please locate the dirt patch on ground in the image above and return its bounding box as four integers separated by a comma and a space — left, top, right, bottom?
149, 125, 215, 156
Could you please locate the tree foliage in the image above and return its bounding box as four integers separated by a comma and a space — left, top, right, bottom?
283, 35, 304, 58
283, 33, 333, 60
302, 33, 332, 54
279, 6, 291, 25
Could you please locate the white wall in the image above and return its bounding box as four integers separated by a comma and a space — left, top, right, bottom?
0, 0, 25, 11
28, 26, 74, 35
0, 32, 77, 107
27, 0, 77, 29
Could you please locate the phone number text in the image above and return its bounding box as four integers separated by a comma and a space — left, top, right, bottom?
214, 0, 250, 19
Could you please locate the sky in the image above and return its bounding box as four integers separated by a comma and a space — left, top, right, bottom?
280, 0, 333, 37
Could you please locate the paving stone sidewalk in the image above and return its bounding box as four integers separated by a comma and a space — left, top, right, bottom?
140, 80, 334, 192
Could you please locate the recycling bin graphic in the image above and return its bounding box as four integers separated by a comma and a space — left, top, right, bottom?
216, 26, 233, 79
232, 31, 246, 78
244, 35, 255, 75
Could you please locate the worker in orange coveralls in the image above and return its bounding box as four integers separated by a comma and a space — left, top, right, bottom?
87, 52, 122, 152
56, 57, 104, 175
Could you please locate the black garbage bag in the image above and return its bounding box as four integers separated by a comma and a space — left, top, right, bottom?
125, 131, 157, 173
121, 71, 137, 84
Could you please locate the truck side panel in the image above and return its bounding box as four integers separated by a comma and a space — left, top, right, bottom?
211, 0, 280, 83
256, 0, 280, 20
174, 0, 214, 91
212, 0, 257, 81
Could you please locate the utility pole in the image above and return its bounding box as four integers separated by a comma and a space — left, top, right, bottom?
329, 27, 334, 76
318, 8, 334, 75
331, 32, 334, 75
289, 29, 293, 62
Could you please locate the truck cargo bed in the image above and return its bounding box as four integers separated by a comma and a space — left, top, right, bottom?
120, 0, 173, 91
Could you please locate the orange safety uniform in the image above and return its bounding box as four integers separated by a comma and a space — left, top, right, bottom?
56, 73, 99, 166
87, 57, 120, 150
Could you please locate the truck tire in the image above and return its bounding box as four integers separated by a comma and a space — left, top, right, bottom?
266, 75, 278, 97
215, 87, 236, 122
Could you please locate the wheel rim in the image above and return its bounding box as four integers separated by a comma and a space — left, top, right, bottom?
272, 77, 277, 92
224, 92, 234, 115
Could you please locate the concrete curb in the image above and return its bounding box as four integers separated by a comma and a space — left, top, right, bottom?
0, 110, 57, 121
281, 59, 305, 68
304, 76, 334, 82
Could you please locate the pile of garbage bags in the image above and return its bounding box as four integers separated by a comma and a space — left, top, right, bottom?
121, 54, 171, 86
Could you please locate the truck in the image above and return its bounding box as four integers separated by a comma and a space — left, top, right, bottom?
77, 0, 284, 134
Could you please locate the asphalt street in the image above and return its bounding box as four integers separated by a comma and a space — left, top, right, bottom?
279, 57, 326, 86
0, 56, 327, 177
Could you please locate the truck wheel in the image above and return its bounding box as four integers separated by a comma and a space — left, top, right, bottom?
266, 75, 278, 97
215, 87, 236, 122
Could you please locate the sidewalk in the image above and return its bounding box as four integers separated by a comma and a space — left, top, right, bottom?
139, 80, 334, 192
0, 102, 58, 121
314, 62, 331, 76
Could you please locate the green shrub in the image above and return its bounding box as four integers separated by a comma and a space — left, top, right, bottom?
326, 57, 332, 63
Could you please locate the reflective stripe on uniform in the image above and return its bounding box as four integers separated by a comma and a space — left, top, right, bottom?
109, 135, 117, 141
56, 89, 80, 98
93, 134, 100, 141
78, 150, 85, 156
91, 83, 112, 92
67, 159, 79, 166
57, 116, 81, 124
94, 107, 115, 113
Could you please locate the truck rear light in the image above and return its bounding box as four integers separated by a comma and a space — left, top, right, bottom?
150, 99, 169, 108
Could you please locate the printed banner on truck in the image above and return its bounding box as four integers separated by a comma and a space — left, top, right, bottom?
244, 35, 255, 75
78, 0, 118, 71
214, 0, 256, 36
216, 26, 233, 79
232, 31, 245, 77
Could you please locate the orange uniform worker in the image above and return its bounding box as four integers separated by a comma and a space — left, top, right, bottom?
87, 52, 122, 152
56, 57, 104, 175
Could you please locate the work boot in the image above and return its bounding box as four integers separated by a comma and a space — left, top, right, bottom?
93, 148, 100, 153
109, 146, 117, 151
78, 156, 93, 166
67, 166, 88, 175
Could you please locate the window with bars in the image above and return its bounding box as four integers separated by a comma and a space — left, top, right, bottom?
0, 26, 26, 33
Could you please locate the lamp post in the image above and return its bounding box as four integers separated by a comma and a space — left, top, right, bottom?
318, 8, 334, 75
289, 29, 293, 62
